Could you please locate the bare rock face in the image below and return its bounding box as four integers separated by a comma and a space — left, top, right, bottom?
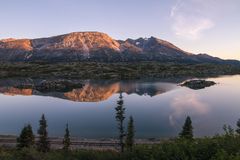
0, 39, 32, 50
125, 37, 187, 54
32, 32, 120, 52
119, 41, 143, 53
0, 38, 17, 43
0, 32, 123, 62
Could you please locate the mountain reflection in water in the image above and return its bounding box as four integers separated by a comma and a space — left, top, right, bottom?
0, 75, 239, 138
0, 79, 179, 102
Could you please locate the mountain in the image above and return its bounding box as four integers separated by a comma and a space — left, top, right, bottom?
0, 31, 239, 64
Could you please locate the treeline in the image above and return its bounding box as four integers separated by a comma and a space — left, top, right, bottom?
16, 114, 70, 152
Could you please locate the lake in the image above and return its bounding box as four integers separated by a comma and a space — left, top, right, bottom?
0, 75, 239, 139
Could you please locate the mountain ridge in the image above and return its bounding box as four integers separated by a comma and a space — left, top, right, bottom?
0, 31, 239, 65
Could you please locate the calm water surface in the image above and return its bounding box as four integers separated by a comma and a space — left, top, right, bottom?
0, 75, 239, 138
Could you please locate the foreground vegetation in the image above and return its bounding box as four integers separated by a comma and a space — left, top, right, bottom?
0, 62, 240, 79
1, 131, 240, 160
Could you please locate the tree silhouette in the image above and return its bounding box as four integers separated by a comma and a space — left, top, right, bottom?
17, 124, 35, 149
37, 114, 50, 152
63, 123, 71, 151
223, 124, 234, 136
236, 119, 240, 135
179, 116, 193, 140
115, 93, 126, 153
125, 116, 135, 152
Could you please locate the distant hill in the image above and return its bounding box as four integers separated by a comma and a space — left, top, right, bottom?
0, 31, 239, 65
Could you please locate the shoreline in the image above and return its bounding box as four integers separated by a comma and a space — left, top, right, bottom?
0, 135, 163, 150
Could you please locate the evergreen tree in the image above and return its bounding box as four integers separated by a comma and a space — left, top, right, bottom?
17, 124, 35, 149
115, 93, 125, 153
63, 123, 71, 151
236, 119, 240, 135
223, 124, 234, 136
125, 116, 135, 152
179, 116, 194, 140
37, 114, 50, 152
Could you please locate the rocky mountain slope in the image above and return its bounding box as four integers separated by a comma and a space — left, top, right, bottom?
0, 32, 239, 64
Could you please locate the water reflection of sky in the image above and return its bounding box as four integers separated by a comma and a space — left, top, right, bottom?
0, 75, 239, 138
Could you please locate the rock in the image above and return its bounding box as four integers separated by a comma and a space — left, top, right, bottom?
181, 80, 216, 90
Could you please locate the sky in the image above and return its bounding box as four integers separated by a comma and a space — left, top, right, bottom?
0, 0, 239, 60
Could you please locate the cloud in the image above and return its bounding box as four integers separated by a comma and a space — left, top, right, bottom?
170, 0, 215, 40
173, 15, 214, 40
170, 0, 184, 17
169, 93, 209, 126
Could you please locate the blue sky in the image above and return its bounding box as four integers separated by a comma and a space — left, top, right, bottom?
0, 0, 239, 60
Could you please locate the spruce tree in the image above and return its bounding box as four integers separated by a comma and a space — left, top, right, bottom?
115, 93, 125, 153
179, 116, 194, 140
63, 123, 71, 151
17, 124, 35, 149
236, 119, 240, 135
223, 124, 234, 136
125, 116, 135, 152
37, 114, 50, 152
